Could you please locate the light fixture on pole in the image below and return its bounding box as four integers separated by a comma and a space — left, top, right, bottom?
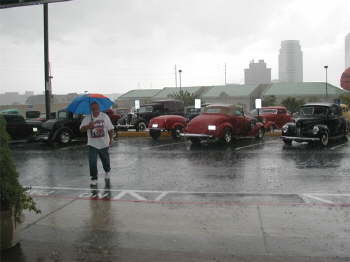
178, 69, 182, 91
324, 65, 328, 99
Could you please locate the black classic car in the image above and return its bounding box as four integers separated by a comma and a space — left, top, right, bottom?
281, 103, 347, 146
117, 100, 184, 131
3, 114, 42, 141
36, 109, 85, 144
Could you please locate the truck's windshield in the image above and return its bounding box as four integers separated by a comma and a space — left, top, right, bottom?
58, 111, 68, 120
139, 106, 153, 113
299, 106, 328, 116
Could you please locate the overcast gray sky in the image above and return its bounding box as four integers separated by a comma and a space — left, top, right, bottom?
0, 0, 349, 95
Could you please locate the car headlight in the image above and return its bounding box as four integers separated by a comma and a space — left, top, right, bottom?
312, 126, 319, 135
33, 127, 38, 132
282, 124, 288, 133
208, 125, 216, 131
152, 123, 158, 128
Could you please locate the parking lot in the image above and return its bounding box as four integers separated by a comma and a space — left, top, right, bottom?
3, 135, 350, 261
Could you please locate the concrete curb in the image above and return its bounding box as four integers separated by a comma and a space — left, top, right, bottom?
118, 130, 282, 138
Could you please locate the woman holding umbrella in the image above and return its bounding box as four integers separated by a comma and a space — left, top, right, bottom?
67, 94, 114, 186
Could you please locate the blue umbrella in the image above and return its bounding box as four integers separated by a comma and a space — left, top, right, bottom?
66, 93, 114, 114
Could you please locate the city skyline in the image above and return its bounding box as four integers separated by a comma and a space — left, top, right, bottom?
0, 0, 349, 95
278, 40, 303, 83
346, 33, 350, 69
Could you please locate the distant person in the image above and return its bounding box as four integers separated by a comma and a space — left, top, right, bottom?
80, 102, 114, 186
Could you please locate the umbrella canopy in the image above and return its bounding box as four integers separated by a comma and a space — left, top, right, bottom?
66, 93, 114, 114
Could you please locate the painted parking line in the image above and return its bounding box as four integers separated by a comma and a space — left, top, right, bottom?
26, 186, 350, 206
302, 194, 335, 204
330, 142, 348, 151
235, 140, 276, 151
141, 141, 187, 150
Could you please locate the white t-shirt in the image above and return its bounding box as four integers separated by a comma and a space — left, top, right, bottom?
80, 112, 114, 149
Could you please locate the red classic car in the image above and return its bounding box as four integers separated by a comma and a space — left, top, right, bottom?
148, 115, 187, 140
105, 109, 121, 125
182, 104, 265, 145
250, 106, 292, 130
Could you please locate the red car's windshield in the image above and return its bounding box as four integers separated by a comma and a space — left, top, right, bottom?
203, 107, 230, 115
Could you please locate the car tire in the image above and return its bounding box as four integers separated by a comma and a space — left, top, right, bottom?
222, 127, 233, 145
171, 126, 183, 140
283, 139, 292, 146
320, 131, 329, 147
57, 130, 72, 145
136, 121, 147, 131
256, 128, 264, 140
150, 129, 161, 140
189, 138, 201, 145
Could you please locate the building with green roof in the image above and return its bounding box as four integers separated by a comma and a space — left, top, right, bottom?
116, 89, 162, 109
262, 82, 347, 103
152, 86, 209, 99
201, 84, 262, 110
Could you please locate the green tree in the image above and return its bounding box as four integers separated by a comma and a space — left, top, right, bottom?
168, 90, 199, 107
281, 97, 305, 113
262, 95, 276, 106
0, 115, 40, 222
339, 94, 350, 106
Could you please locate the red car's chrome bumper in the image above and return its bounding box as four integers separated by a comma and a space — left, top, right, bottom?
180, 133, 214, 138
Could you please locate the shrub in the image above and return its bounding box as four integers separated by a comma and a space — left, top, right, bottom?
0, 115, 40, 222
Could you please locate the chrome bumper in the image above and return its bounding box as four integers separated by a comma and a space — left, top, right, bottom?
281, 136, 320, 141
35, 134, 49, 141
149, 128, 166, 132
180, 133, 213, 138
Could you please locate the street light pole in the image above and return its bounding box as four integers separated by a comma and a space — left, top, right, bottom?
224, 63, 227, 86
324, 65, 328, 100
43, 3, 51, 120
178, 69, 182, 91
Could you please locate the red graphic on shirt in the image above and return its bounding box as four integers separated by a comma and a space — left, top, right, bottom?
91, 120, 105, 138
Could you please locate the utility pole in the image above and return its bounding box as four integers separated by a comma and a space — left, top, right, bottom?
174, 65, 178, 88
324, 65, 328, 99
43, 3, 51, 120
224, 63, 227, 86
178, 70, 182, 91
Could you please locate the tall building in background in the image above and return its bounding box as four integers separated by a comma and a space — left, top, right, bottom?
278, 40, 303, 83
244, 59, 271, 85
346, 33, 350, 69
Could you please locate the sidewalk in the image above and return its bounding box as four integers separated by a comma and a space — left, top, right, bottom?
2, 195, 350, 262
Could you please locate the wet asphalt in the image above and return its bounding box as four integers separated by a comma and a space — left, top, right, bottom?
10, 135, 350, 195
3, 135, 350, 261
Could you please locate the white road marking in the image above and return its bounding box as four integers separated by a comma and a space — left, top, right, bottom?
330, 143, 348, 150
302, 194, 335, 204
28, 186, 350, 204
142, 142, 186, 150
113, 190, 147, 201
235, 141, 276, 151
154, 191, 169, 201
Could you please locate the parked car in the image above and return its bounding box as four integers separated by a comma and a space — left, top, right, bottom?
3, 114, 42, 141
340, 104, 350, 133
281, 103, 347, 146
250, 106, 292, 130
37, 109, 118, 145
182, 104, 265, 145
36, 109, 85, 144
105, 109, 121, 125
117, 100, 184, 131
148, 115, 187, 140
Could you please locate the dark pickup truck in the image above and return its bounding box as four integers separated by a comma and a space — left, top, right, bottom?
36, 109, 119, 145
3, 114, 42, 141
117, 100, 184, 131
36, 110, 84, 144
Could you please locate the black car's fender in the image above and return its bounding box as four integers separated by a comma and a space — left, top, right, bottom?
51, 127, 73, 142
314, 124, 328, 134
